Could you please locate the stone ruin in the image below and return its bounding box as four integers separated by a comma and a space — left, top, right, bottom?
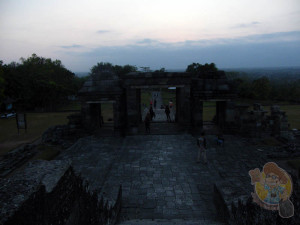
0, 70, 298, 225
214, 170, 300, 225
224, 103, 291, 140
78, 70, 235, 135
78, 70, 293, 140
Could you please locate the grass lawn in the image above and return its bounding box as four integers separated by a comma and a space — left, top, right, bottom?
161, 89, 176, 106
101, 103, 114, 122
58, 101, 81, 111
0, 112, 72, 156
141, 90, 152, 107
278, 105, 300, 129
203, 104, 216, 121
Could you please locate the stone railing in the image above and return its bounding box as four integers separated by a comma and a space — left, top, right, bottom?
0, 144, 37, 178
0, 160, 122, 225
214, 173, 300, 225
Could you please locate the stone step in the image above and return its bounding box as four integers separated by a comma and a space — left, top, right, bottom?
137, 122, 188, 135
119, 219, 225, 225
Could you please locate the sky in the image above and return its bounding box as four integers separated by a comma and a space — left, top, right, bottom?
0, 0, 299, 72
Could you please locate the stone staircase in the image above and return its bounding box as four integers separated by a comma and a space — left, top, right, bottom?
119, 219, 225, 225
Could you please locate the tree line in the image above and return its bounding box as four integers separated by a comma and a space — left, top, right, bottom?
1, 55, 298, 112
0, 56, 139, 112
0, 54, 87, 111
226, 71, 300, 102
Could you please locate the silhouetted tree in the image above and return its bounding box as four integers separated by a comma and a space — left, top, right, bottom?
154, 68, 165, 73
2, 54, 77, 110
0, 60, 5, 105
186, 62, 218, 75
251, 76, 271, 100
90, 62, 137, 76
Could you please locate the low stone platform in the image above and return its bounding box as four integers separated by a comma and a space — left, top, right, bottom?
0, 159, 122, 225
52, 133, 300, 224
119, 219, 224, 225
57, 136, 125, 193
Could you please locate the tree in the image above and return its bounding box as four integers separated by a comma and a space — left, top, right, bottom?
2, 54, 76, 110
186, 62, 218, 75
154, 68, 165, 73
90, 62, 137, 76
251, 76, 271, 100
234, 77, 253, 99
0, 61, 5, 105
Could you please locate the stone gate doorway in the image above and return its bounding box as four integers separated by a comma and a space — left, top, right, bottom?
79, 70, 235, 136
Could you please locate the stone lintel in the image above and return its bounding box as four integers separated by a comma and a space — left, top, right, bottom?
130, 85, 185, 89
198, 99, 232, 102
86, 100, 116, 104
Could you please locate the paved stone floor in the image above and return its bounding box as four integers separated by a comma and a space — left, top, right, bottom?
58, 130, 293, 224
101, 135, 219, 222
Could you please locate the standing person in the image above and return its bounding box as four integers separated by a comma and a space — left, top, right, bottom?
150, 100, 153, 107
165, 105, 171, 122
149, 106, 155, 121
197, 132, 207, 164
154, 99, 157, 109
144, 112, 151, 133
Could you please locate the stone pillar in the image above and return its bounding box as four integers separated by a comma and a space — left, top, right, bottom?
137, 89, 142, 122
90, 103, 102, 129
126, 88, 140, 134
216, 101, 227, 130
81, 103, 102, 131
191, 97, 203, 130
176, 88, 180, 123
177, 86, 191, 127
113, 97, 122, 136
81, 102, 91, 129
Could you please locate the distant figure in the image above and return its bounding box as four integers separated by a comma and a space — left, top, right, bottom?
144, 112, 151, 133
165, 105, 171, 122
149, 106, 155, 121
217, 133, 224, 147
169, 99, 173, 109
150, 100, 153, 107
197, 132, 207, 164
154, 99, 157, 109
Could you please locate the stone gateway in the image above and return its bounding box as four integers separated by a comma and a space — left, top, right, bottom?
79, 70, 235, 135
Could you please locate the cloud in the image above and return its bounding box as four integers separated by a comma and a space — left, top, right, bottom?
62, 31, 300, 71
232, 21, 260, 29
238, 30, 300, 43
96, 30, 110, 34
59, 44, 83, 49
136, 38, 159, 45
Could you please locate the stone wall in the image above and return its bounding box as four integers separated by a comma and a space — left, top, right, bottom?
0, 143, 37, 178
42, 124, 88, 149
0, 160, 122, 225
225, 104, 291, 139
214, 173, 300, 225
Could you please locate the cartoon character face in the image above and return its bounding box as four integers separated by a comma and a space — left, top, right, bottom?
249, 162, 294, 218
265, 172, 280, 188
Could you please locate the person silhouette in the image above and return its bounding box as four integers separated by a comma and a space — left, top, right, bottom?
165, 105, 171, 122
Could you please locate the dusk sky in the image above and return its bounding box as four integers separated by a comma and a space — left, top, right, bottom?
0, 0, 299, 72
